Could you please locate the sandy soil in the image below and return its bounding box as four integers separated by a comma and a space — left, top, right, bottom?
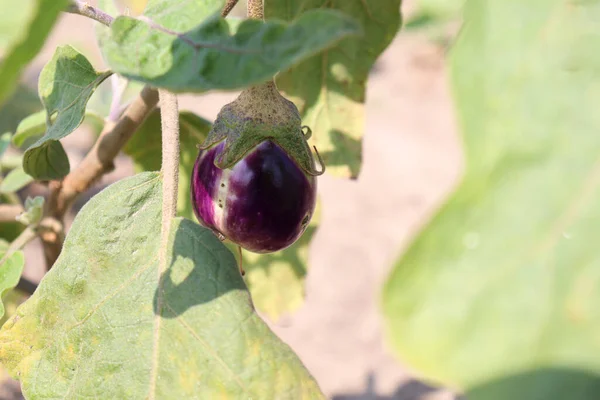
2, 2, 464, 399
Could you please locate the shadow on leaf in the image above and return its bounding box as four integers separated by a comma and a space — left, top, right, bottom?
153, 218, 246, 318
241, 225, 316, 280
317, 129, 362, 178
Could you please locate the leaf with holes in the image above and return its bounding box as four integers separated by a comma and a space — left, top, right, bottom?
382, 0, 600, 398
98, 0, 360, 92
0, 240, 25, 320
0, 172, 324, 398
266, 1, 401, 178
0, 0, 69, 106
124, 110, 211, 221
23, 45, 112, 180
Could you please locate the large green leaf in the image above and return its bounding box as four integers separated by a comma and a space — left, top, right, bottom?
99, 1, 360, 92
0, 172, 323, 398
23, 46, 112, 180
383, 0, 600, 397
266, 1, 401, 178
124, 110, 211, 221
465, 368, 600, 400
0, 240, 25, 320
0, 0, 69, 106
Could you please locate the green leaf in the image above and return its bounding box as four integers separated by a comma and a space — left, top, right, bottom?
226, 203, 320, 321
382, 0, 600, 397
465, 368, 600, 400
0, 167, 33, 194
11, 111, 47, 149
0, 241, 25, 320
23, 45, 112, 180
12, 110, 105, 149
0, 0, 70, 105
0, 289, 27, 328
15, 196, 44, 226
124, 110, 211, 220
0, 132, 10, 159
0, 83, 42, 135
0, 172, 323, 398
266, 1, 401, 178
99, 5, 361, 92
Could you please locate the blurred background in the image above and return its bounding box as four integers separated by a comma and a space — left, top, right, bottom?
0, 0, 465, 398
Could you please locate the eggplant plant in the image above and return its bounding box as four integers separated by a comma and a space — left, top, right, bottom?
0, 0, 400, 398
1, 0, 594, 399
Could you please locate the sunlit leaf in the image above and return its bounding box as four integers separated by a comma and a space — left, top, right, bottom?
0, 166, 33, 194
23, 45, 112, 180
14, 196, 44, 226
0, 172, 324, 398
0, 0, 70, 105
226, 202, 320, 320
98, 0, 360, 92
266, 0, 401, 178
383, 1, 600, 398
0, 240, 24, 320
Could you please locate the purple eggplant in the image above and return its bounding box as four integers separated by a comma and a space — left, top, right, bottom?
191, 140, 317, 253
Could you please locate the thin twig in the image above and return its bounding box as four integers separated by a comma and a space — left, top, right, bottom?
0, 204, 24, 223
66, 1, 114, 26
247, 0, 264, 20
222, 0, 239, 17
16, 276, 37, 295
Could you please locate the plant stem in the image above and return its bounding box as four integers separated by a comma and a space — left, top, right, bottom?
150, 90, 179, 397
66, 1, 114, 26
38, 217, 65, 270
222, 0, 239, 17
0, 204, 24, 223
158, 90, 180, 263
247, 0, 264, 20
0, 226, 37, 266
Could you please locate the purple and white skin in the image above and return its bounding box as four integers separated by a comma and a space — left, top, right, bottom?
191, 140, 317, 253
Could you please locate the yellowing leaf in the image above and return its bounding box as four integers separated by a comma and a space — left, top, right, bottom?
0, 172, 324, 398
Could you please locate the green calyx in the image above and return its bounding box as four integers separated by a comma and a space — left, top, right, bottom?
199, 81, 324, 176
